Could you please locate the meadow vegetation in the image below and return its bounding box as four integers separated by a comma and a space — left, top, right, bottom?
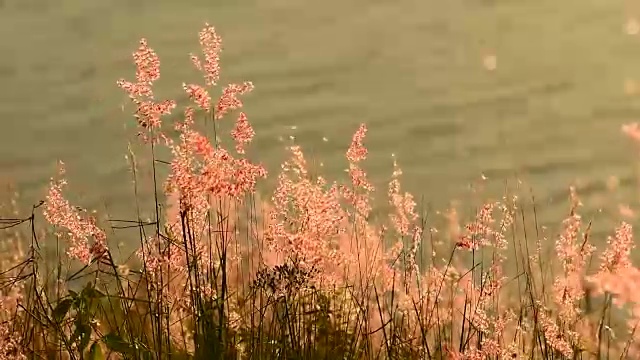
1, 23, 640, 359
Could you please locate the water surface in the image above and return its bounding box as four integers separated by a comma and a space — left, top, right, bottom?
2, 0, 640, 240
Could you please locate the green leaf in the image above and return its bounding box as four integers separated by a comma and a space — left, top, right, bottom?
78, 323, 92, 352
103, 333, 135, 355
133, 340, 152, 359
85, 287, 106, 299
89, 341, 104, 360
71, 320, 91, 349
81, 283, 105, 300
53, 298, 73, 323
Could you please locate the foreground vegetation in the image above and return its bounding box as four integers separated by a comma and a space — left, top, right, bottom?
1, 23, 640, 359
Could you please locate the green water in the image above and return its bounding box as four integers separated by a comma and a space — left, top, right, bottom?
2, 0, 640, 235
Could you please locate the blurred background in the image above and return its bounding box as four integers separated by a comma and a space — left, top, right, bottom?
2, 0, 640, 239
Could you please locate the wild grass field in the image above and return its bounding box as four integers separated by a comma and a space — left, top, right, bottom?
3, 23, 640, 359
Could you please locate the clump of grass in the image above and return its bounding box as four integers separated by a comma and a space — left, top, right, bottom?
1, 23, 640, 360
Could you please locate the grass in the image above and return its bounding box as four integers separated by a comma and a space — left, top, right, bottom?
0, 23, 640, 360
